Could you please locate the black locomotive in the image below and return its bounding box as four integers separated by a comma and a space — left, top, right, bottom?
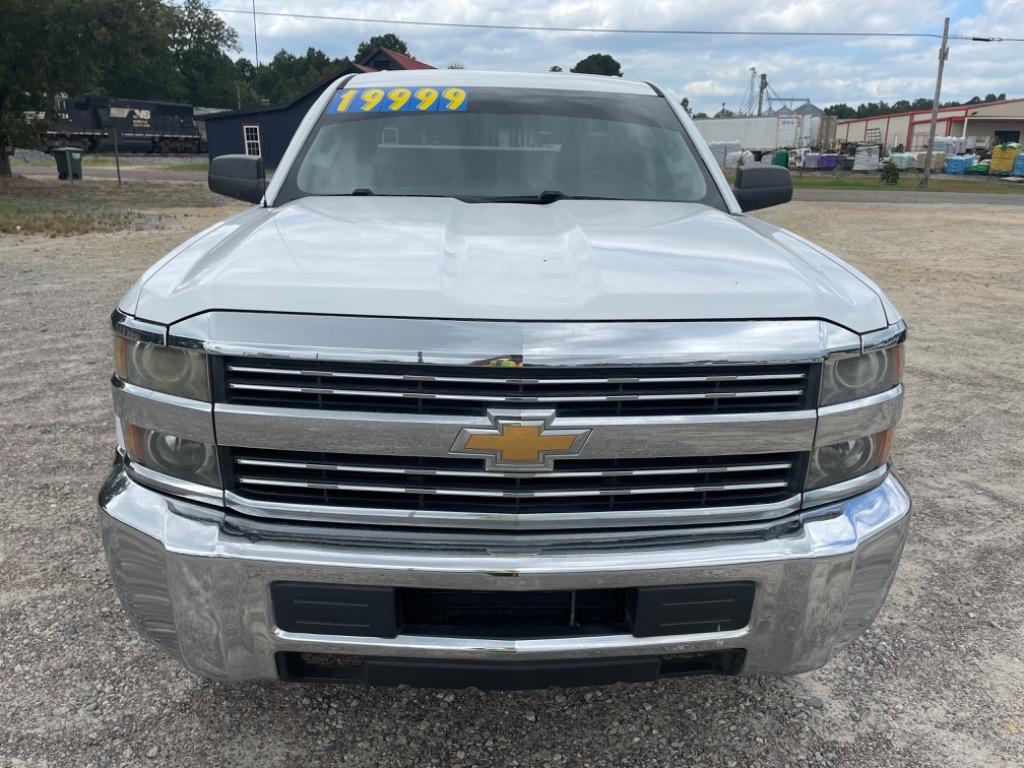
41, 94, 204, 154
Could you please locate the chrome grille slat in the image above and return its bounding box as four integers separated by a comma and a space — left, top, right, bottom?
224, 490, 804, 530
235, 457, 793, 479
228, 382, 805, 403
236, 475, 790, 499
227, 364, 806, 385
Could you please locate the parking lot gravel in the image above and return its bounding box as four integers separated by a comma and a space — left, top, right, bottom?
1, 187, 1022, 767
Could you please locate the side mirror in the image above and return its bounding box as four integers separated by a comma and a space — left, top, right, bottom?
209, 154, 265, 203
732, 165, 793, 212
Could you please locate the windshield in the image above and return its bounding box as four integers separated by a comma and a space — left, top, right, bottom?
276, 86, 723, 207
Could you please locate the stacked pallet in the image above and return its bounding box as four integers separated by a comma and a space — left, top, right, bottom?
990, 143, 1022, 175
915, 151, 947, 171
932, 136, 967, 155
944, 156, 975, 174
889, 152, 919, 170
852, 145, 880, 171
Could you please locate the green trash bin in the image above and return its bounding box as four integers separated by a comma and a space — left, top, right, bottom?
53, 147, 83, 180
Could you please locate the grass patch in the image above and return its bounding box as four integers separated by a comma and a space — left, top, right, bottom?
789, 173, 1024, 194
0, 176, 233, 236
724, 169, 1024, 194
154, 161, 209, 172
14, 155, 208, 168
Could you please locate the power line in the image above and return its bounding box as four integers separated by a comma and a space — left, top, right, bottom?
208, 7, 964, 39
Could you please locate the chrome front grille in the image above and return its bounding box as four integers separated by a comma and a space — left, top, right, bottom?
223, 448, 805, 528
217, 358, 815, 418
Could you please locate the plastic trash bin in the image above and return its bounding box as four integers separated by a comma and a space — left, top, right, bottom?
53, 147, 83, 180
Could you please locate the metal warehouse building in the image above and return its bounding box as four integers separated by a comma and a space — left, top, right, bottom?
205, 47, 433, 168
837, 98, 1024, 151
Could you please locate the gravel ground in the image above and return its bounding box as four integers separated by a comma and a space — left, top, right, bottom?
1, 190, 1022, 767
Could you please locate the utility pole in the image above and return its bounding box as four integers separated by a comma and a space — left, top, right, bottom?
920, 17, 950, 188
113, 127, 121, 188
757, 73, 768, 116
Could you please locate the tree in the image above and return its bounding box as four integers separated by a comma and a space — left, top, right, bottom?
714, 107, 735, 118
97, 2, 183, 101
570, 54, 622, 77
171, 0, 240, 107
693, 111, 709, 119
680, 97, 693, 117
249, 47, 346, 105
549, 65, 563, 72
0, 0, 174, 176
824, 103, 856, 118
355, 34, 409, 62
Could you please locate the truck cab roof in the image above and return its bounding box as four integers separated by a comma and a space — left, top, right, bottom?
345, 69, 659, 96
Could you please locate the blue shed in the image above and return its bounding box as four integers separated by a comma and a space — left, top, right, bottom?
204, 48, 434, 168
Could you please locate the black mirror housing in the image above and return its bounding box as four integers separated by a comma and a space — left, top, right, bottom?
209, 155, 265, 204
732, 165, 793, 212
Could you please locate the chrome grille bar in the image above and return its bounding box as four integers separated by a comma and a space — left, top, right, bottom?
228, 382, 805, 403
227, 364, 807, 385
236, 476, 790, 499
235, 457, 793, 480
224, 490, 804, 529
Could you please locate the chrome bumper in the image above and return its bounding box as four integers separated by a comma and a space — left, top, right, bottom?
99, 464, 910, 682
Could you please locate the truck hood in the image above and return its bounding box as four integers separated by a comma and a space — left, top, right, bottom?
127, 197, 889, 332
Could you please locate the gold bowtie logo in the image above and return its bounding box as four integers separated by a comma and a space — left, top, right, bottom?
451, 413, 591, 471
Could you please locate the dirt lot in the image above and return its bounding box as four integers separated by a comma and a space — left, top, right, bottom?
1, 182, 1022, 767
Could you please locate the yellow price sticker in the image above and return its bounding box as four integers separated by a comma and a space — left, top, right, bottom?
441, 87, 467, 111
330, 87, 468, 114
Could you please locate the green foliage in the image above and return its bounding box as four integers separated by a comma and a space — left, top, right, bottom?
241, 47, 349, 107
824, 103, 856, 118
880, 161, 899, 185
714, 107, 735, 118
827, 93, 1010, 121
549, 65, 563, 72
570, 54, 623, 77
680, 97, 693, 117
355, 34, 410, 62
0, 0, 181, 174
170, 0, 239, 107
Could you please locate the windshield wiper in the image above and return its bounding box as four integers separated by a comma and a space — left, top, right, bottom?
464, 191, 617, 204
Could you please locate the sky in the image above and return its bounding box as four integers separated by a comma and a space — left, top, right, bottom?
212, 0, 1024, 113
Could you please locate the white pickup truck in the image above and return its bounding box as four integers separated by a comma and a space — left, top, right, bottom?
100, 70, 908, 689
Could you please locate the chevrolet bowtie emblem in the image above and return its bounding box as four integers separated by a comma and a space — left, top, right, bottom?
450, 411, 591, 471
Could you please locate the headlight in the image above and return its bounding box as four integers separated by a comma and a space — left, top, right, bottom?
820, 345, 903, 406
123, 423, 220, 487
806, 430, 892, 490
114, 336, 209, 401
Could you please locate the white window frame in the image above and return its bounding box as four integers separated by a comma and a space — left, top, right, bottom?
242, 124, 262, 156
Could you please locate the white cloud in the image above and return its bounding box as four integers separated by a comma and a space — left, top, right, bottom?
680, 79, 731, 96
216, 0, 1024, 112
